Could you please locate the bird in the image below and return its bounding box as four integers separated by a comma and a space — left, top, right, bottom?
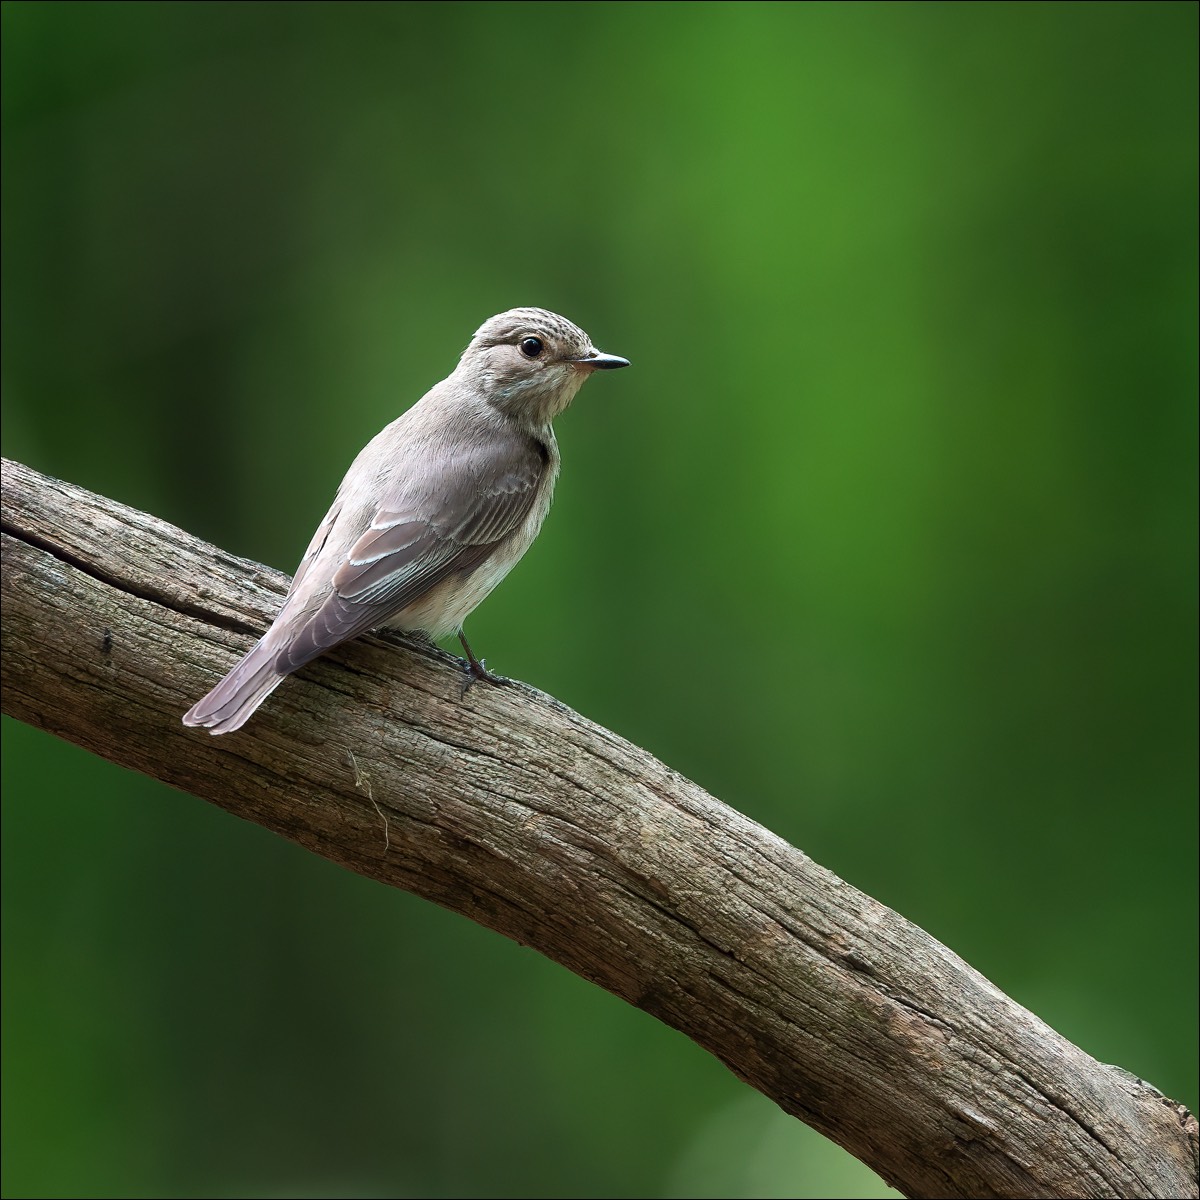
182, 307, 628, 735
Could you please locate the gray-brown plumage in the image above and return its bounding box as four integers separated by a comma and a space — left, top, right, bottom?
183, 308, 628, 734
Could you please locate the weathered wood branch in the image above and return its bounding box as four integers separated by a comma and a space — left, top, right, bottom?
1, 455, 1195, 1199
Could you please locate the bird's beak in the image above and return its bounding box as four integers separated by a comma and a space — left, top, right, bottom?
575, 349, 630, 370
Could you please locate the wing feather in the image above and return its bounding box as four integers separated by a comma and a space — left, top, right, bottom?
272, 431, 548, 674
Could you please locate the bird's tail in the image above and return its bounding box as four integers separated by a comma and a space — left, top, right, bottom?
182, 635, 288, 735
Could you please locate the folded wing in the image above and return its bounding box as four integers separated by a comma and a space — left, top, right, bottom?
274, 433, 548, 672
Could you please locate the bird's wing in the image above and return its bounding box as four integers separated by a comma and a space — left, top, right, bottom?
273, 433, 549, 673
286, 497, 344, 601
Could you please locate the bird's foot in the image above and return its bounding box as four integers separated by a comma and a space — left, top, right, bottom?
459, 655, 507, 696
456, 630, 508, 695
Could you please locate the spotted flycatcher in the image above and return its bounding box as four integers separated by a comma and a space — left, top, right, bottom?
183, 307, 628, 734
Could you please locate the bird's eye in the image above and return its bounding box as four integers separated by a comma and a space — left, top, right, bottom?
519, 336, 544, 359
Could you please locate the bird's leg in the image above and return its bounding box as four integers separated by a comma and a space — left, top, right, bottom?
457, 630, 503, 693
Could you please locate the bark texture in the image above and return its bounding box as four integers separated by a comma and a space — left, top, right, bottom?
2, 455, 1196, 1199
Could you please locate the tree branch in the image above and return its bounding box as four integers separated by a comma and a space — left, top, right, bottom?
2, 455, 1195, 1199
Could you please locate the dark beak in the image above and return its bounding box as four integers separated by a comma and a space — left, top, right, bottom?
576, 349, 630, 370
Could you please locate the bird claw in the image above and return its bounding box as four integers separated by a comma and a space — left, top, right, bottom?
459, 655, 505, 696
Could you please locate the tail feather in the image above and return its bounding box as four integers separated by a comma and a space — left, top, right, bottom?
183, 637, 288, 735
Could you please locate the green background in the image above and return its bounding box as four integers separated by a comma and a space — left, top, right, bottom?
3, 3, 1196, 1197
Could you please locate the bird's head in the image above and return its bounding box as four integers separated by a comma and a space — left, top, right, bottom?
460, 307, 629, 427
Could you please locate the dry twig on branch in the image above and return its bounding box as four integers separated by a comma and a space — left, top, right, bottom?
2, 456, 1196, 1199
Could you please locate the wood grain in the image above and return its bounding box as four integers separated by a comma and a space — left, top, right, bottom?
2, 455, 1195, 1199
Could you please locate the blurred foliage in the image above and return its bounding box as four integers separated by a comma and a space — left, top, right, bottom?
2, 2, 1196, 1197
